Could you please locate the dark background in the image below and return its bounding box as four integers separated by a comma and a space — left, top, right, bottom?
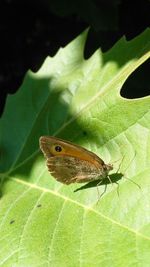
0, 0, 149, 117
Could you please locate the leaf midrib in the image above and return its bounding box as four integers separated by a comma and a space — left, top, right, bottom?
8, 176, 150, 242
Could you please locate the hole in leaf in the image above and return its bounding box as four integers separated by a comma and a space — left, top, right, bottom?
121, 60, 150, 99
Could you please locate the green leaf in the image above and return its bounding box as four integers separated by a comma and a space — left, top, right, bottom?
0, 29, 150, 267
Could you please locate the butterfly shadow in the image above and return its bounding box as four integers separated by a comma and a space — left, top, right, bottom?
74, 172, 123, 197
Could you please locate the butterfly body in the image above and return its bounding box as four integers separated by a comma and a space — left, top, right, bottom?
39, 136, 113, 185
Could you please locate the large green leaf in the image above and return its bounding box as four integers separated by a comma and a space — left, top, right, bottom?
0, 29, 150, 267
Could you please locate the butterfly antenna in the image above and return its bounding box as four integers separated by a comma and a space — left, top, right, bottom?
121, 150, 140, 189
123, 176, 141, 190
123, 150, 137, 174
119, 151, 140, 189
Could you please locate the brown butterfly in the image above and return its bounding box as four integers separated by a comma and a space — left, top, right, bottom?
39, 136, 113, 185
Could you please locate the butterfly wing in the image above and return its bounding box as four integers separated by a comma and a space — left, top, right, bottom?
46, 156, 103, 184
39, 136, 109, 184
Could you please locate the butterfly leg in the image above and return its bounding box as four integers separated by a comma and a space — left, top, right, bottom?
115, 181, 120, 197
106, 175, 114, 193
95, 179, 108, 203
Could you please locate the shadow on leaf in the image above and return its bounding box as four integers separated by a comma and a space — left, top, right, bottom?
74, 173, 123, 192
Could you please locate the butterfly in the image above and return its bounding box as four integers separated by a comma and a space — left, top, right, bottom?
39, 136, 113, 185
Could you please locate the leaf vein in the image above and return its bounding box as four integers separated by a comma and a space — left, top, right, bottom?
11, 177, 150, 242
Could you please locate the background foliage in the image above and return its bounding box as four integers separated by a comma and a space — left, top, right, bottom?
0, 0, 149, 116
